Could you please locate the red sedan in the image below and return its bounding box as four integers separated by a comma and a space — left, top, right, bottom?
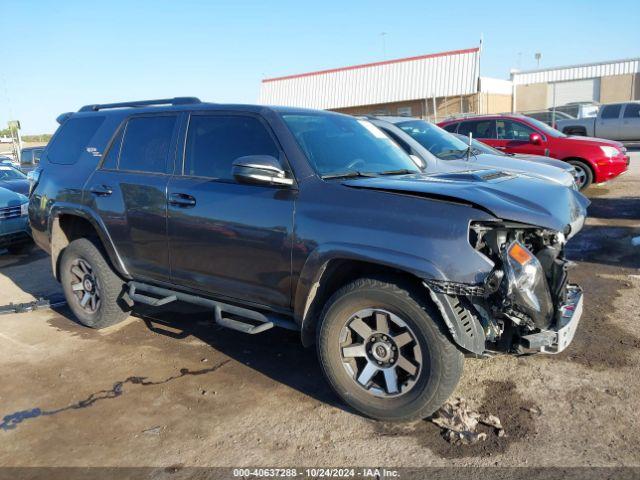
438, 114, 629, 189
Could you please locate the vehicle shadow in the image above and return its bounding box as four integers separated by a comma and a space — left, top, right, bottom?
0, 247, 64, 305
587, 196, 640, 221
131, 302, 349, 413
566, 224, 640, 269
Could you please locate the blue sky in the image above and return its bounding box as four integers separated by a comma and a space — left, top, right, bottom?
2, 0, 639, 134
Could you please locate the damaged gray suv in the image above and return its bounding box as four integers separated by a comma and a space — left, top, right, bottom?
30, 98, 588, 421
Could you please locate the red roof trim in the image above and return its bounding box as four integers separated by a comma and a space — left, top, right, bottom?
262, 47, 480, 83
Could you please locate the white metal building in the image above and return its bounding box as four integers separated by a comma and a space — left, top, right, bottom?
511, 57, 640, 112
258, 47, 512, 119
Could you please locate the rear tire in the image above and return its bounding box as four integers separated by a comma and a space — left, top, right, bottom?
317, 277, 463, 421
60, 238, 129, 329
568, 160, 593, 190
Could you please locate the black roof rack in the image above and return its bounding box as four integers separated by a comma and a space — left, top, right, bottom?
78, 97, 201, 112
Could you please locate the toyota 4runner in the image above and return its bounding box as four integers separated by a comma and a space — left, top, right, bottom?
29, 98, 588, 421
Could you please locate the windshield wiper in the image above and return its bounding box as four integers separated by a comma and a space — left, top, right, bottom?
321, 171, 379, 180
377, 169, 419, 176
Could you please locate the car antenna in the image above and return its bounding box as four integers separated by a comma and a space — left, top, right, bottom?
466, 132, 473, 161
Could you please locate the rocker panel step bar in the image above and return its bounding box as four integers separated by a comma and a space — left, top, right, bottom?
127, 281, 298, 334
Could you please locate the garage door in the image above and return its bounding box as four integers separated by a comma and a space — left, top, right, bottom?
547, 78, 601, 107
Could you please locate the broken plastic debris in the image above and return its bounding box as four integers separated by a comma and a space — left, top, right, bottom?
430, 397, 505, 445
142, 426, 162, 436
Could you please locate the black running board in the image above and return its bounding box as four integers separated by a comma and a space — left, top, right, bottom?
127, 281, 298, 334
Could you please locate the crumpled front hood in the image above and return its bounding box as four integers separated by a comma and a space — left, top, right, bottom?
343, 170, 590, 236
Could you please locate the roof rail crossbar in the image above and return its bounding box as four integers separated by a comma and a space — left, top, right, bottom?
79, 97, 201, 112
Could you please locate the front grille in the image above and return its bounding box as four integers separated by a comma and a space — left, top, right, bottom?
0, 205, 22, 220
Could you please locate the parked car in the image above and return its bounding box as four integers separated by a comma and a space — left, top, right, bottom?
19, 146, 44, 173
555, 102, 640, 143
524, 110, 574, 127
31, 97, 588, 421
554, 102, 600, 119
450, 132, 579, 182
438, 114, 629, 189
0, 186, 31, 254
0, 164, 30, 195
369, 116, 577, 189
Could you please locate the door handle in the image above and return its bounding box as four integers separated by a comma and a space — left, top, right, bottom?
169, 193, 196, 207
89, 184, 113, 196
494, 146, 506, 150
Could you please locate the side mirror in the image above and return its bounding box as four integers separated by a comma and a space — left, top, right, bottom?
529, 133, 543, 145
232, 155, 294, 187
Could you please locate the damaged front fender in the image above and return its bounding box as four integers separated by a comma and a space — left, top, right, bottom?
426, 286, 487, 355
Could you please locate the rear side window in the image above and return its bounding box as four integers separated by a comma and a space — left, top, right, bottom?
119, 115, 177, 174
601, 104, 622, 119
184, 115, 279, 180
442, 123, 459, 133
458, 120, 496, 139
47, 116, 105, 165
623, 103, 640, 118
101, 126, 125, 170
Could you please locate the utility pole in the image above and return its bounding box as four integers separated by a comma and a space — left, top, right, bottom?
380, 32, 388, 59
535, 52, 542, 69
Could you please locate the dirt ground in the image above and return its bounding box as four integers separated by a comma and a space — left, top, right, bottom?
0, 153, 639, 469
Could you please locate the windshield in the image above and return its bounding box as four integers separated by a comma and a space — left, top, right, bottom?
395, 120, 470, 159
526, 117, 567, 137
452, 133, 504, 156
281, 113, 421, 178
0, 166, 26, 180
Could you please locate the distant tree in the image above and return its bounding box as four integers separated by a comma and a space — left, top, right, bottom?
22, 134, 53, 143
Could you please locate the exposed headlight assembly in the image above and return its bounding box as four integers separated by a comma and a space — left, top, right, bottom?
502, 241, 553, 329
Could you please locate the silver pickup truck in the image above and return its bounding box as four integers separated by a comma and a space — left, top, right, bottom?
556, 102, 640, 142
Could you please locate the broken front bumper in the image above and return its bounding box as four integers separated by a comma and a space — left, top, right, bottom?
521, 285, 583, 354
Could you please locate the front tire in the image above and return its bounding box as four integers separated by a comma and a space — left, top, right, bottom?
317, 277, 463, 421
60, 238, 129, 329
568, 160, 593, 190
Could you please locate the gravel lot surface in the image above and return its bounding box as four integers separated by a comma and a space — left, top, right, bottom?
0, 152, 638, 469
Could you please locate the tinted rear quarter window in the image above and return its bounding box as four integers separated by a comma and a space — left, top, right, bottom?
601, 105, 622, 119
101, 126, 125, 170
47, 116, 105, 165
184, 115, 279, 180
623, 103, 640, 118
119, 115, 177, 174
